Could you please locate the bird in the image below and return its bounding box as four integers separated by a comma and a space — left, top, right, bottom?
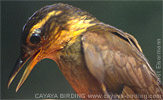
8, 3, 162, 100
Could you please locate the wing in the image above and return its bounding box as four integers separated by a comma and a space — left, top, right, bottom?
82, 24, 162, 99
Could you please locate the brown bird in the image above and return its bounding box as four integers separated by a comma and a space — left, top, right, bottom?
8, 3, 162, 100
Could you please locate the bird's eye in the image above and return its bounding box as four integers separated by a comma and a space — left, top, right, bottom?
30, 33, 41, 44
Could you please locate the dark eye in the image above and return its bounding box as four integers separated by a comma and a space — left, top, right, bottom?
30, 33, 41, 44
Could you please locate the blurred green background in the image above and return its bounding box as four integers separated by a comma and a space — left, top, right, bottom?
1, 1, 162, 99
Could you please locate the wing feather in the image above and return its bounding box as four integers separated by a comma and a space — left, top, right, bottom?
82, 26, 162, 99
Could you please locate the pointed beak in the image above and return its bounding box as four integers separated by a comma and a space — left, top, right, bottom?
8, 50, 42, 92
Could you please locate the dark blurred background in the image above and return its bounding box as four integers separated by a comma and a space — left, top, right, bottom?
1, 1, 162, 99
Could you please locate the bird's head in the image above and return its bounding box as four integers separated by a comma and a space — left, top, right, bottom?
8, 3, 97, 92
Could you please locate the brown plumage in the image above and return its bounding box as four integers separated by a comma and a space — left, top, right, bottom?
8, 3, 162, 100
82, 24, 163, 99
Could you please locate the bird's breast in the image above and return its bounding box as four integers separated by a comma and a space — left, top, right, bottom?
55, 37, 104, 99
